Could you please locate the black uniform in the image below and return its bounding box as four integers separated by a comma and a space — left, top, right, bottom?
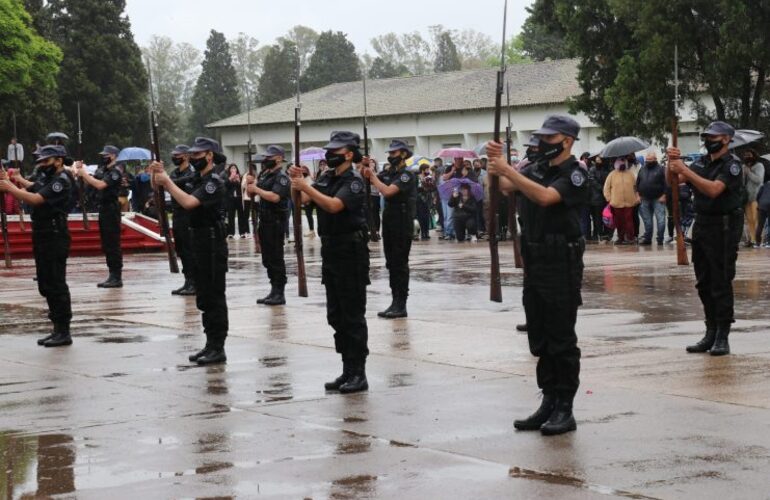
189, 171, 229, 351
378, 166, 417, 303
314, 167, 370, 365
689, 154, 744, 331
28, 169, 74, 334
95, 164, 123, 279
257, 168, 291, 291
519, 157, 588, 401
170, 165, 198, 285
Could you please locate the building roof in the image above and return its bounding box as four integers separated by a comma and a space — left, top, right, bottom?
208, 59, 581, 129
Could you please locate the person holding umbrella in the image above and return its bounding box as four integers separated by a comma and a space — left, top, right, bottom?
76, 145, 124, 288
363, 139, 417, 319
486, 115, 589, 436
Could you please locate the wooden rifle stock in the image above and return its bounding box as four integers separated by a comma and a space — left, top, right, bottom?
505, 125, 522, 269
150, 110, 179, 273
293, 107, 308, 297
670, 118, 689, 265
248, 161, 261, 253
487, 68, 504, 303
0, 167, 11, 268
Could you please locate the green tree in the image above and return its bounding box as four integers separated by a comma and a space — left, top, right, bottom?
189, 30, 241, 137
0, 0, 63, 150
278, 25, 320, 73
301, 31, 361, 91
44, 0, 148, 159
256, 40, 299, 107
229, 33, 270, 111
433, 31, 462, 73
368, 57, 409, 80
520, 1, 573, 61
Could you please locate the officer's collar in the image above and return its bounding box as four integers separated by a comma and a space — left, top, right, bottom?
553, 155, 578, 171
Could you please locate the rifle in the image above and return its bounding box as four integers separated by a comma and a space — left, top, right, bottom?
147, 63, 180, 274
487, 0, 507, 303
0, 164, 11, 268
76, 102, 90, 230
293, 60, 308, 297
505, 82, 523, 269
245, 88, 261, 253
670, 45, 689, 266
9, 115, 26, 232
362, 75, 376, 241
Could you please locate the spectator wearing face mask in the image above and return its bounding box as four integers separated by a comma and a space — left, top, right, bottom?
603, 157, 640, 245
636, 151, 667, 245
448, 184, 478, 242
742, 149, 765, 247
131, 165, 153, 214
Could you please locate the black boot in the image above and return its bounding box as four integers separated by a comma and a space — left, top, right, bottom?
197, 345, 227, 365
44, 323, 72, 347
188, 344, 211, 362
171, 280, 188, 295
540, 397, 577, 436
339, 362, 369, 394
325, 358, 352, 391
98, 273, 123, 288
263, 285, 286, 306
710, 325, 731, 356
178, 279, 197, 296
37, 324, 58, 346
513, 393, 556, 431
377, 296, 397, 318
516, 323, 528, 332
257, 286, 277, 305
383, 294, 407, 319
686, 323, 717, 353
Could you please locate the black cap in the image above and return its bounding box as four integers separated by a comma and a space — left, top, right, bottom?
264, 145, 286, 157
700, 121, 735, 138
99, 145, 120, 156
188, 137, 221, 154
36, 145, 68, 162
171, 144, 190, 156
46, 132, 70, 143
533, 115, 580, 139
323, 131, 361, 150
386, 139, 413, 156
523, 136, 541, 148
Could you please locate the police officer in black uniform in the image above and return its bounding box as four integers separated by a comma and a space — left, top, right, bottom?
667, 121, 744, 356
363, 139, 417, 319
289, 131, 370, 394
151, 137, 229, 365
487, 115, 588, 436
0, 146, 74, 347
77, 145, 123, 288
169, 145, 198, 296
246, 145, 291, 306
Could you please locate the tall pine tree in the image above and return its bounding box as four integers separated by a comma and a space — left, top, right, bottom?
256, 40, 298, 107
434, 32, 462, 73
44, 0, 148, 159
301, 31, 361, 91
189, 30, 241, 137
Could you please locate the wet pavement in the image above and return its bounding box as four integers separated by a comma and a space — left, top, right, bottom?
1, 236, 770, 499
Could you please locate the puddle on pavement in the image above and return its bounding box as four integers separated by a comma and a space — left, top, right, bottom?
0, 432, 77, 498
255, 373, 293, 403
509, 467, 660, 499
387, 373, 414, 388
97, 335, 148, 344
259, 356, 288, 368
329, 474, 378, 499
342, 417, 367, 424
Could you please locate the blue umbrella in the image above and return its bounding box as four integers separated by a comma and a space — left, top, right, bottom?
117, 147, 152, 162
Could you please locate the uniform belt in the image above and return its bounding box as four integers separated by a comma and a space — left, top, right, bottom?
33, 215, 68, 232
695, 210, 743, 224
526, 235, 584, 247
190, 223, 226, 239
321, 229, 368, 244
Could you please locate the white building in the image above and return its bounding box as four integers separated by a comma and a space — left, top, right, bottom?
208, 59, 704, 170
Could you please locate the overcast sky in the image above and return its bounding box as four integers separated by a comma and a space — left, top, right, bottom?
125, 0, 533, 54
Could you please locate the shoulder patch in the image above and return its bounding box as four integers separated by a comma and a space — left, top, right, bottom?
730, 163, 741, 176
350, 179, 363, 194
571, 170, 586, 187
279, 176, 289, 186
52, 181, 63, 193
205, 182, 217, 194
400, 173, 411, 183
111, 171, 120, 181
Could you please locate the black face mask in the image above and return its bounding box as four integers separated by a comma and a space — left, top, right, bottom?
646, 161, 658, 168
539, 140, 564, 162
387, 156, 402, 168
526, 147, 542, 163
262, 159, 277, 169
172, 157, 184, 166
704, 140, 724, 155
37, 161, 56, 173
325, 152, 347, 169
190, 157, 208, 170
100, 156, 111, 166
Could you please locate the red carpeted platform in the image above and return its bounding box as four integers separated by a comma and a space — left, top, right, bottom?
0, 213, 167, 260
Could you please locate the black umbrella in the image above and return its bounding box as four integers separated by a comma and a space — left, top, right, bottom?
599, 136, 649, 158
46, 132, 70, 143
731, 129, 765, 148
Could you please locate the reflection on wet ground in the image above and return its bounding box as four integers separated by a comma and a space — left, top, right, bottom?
1, 239, 770, 497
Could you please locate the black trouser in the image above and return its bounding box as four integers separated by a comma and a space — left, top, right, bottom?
589, 204, 605, 240
227, 199, 248, 236
382, 205, 413, 298
98, 201, 122, 276
321, 233, 370, 362
692, 212, 743, 328
32, 220, 72, 326
191, 226, 229, 349
522, 237, 584, 399
756, 209, 768, 244
173, 210, 196, 281
258, 212, 287, 288
454, 214, 476, 241
370, 195, 381, 233
304, 203, 315, 231
416, 198, 431, 238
